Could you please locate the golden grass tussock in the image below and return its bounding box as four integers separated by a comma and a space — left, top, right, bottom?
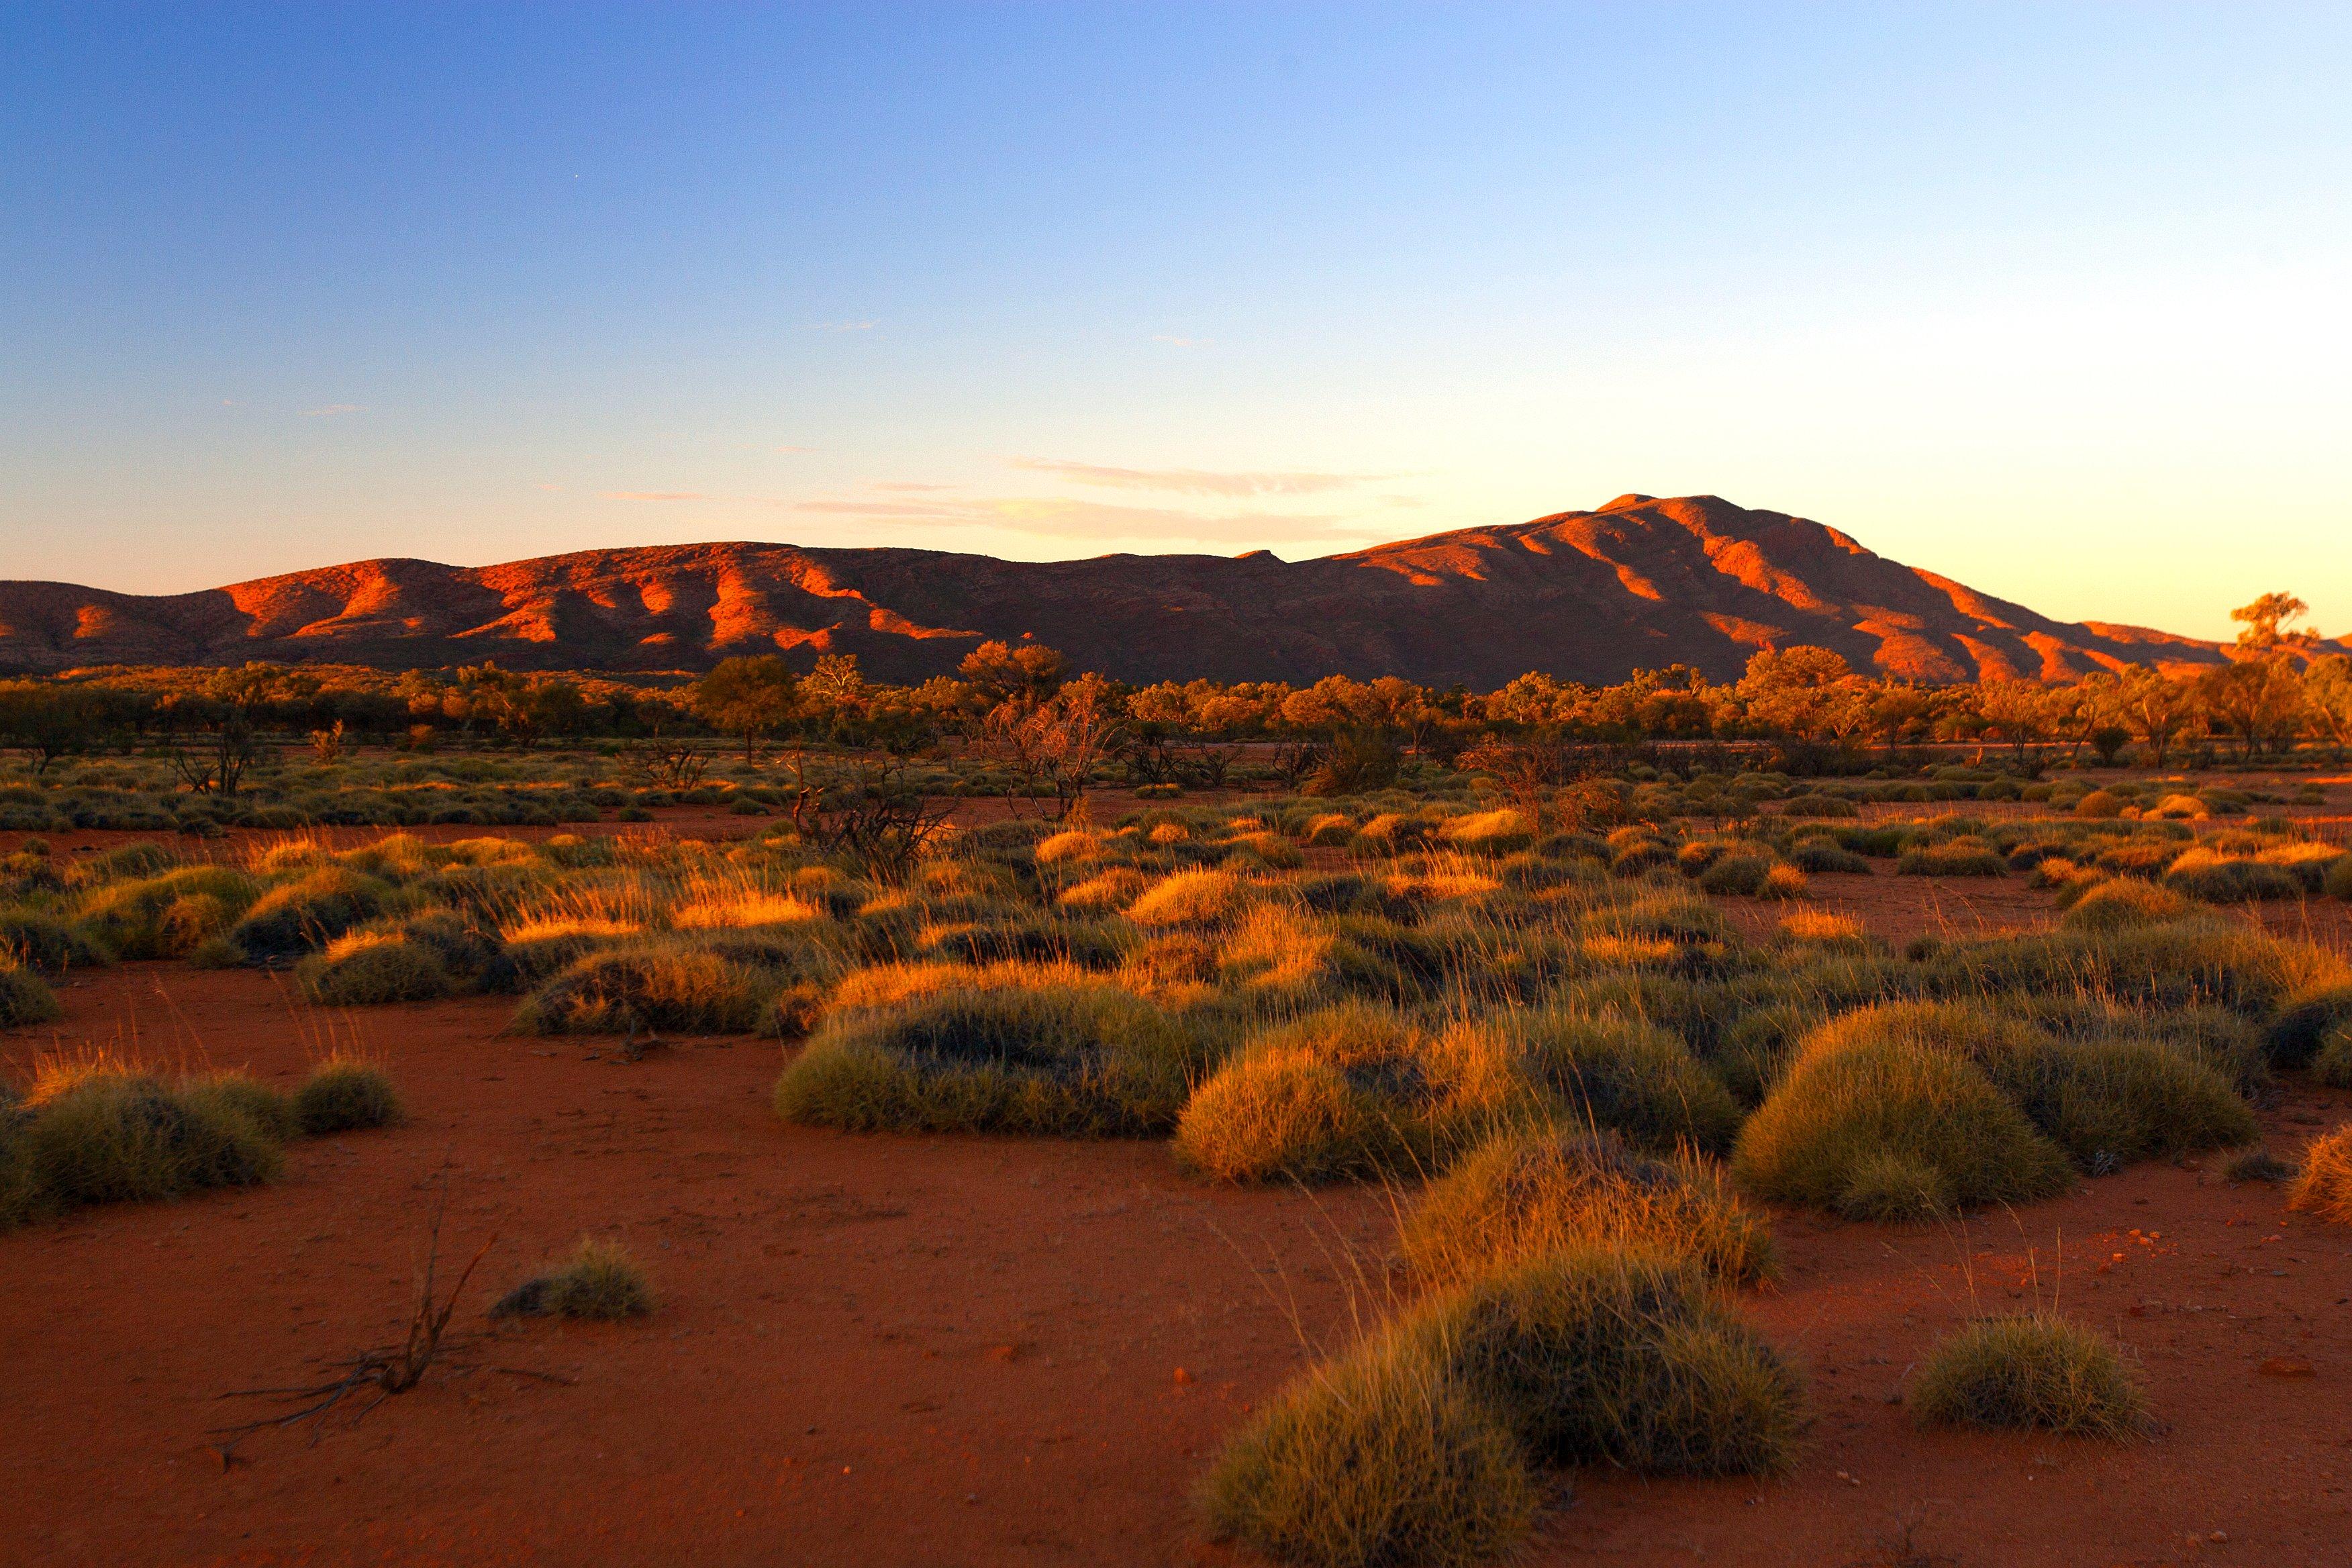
776, 972, 1200, 1138
1910, 1315, 2152, 1437
2288, 1124, 2352, 1226
1391, 1248, 1804, 1474
671, 891, 826, 929
1400, 1128, 1775, 1288
1197, 1336, 1540, 1568
1779, 909, 1867, 948
1126, 869, 1256, 929
296, 932, 456, 1006
1199, 1245, 1802, 1567
1732, 1032, 2073, 1218
516, 938, 774, 1034
1500, 1008, 1743, 1155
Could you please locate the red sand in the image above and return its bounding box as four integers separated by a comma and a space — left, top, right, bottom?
6, 838, 2352, 1565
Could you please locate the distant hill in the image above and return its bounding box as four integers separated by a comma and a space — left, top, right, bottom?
0, 494, 2244, 686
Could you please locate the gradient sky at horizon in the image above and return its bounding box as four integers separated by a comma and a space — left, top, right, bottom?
5, 3, 2349, 640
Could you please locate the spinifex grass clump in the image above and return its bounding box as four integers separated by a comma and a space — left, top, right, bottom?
492, 1237, 654, 1321
1400, 1128, 1775, 1288
2, 1067, 285, 1226
1911, 1315, 2151, 1438
0, 908, 112, 973
1502, 1008, 1743, 1155
1199, 1246, 1802, 1568
1732, 1028, 2073, 1219
1391, 1248, 1804, 1475
777, 971, 1200, 1137
516, 938, 775, 1034
1173, 1002, 1544, 1183
297, 932, 457, 1006
1197, 1338, 1539, 1568
227, 864, 391, 959
294, 1057, 405, 1134
0, 961, 64, 1028
2288, 1124, 2352, 1226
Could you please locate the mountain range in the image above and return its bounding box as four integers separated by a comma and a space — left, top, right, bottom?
0, 493, 2242, 687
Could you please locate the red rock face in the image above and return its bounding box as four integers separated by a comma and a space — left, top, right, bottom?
0, 495, 2241, 683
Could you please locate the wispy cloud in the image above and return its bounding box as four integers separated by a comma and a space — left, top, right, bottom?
810, 320, 877, 332
796, 493, 1364, 546
536, 483, 565, 493
301, 403, 361, 418
1151, 334, 1205, 347
599, 491, 711, 502
871, 481, 957, 494
1006, 456, 1387, 498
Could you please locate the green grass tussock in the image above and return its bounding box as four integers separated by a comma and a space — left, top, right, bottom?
1393, 1248, 1804, 1475
1732, 1030, 2073, 1217
294, 1057, 405, 1134
1197, 1337, 1539, 1568
0, 961, 64, 1028
777, 975, 1197, 1138
227, 864, 391, 959
296, 934, 457, 1006
1503, 1009, 1743, 1155
517, 940, 771, 1034
1400, 1128, 1775, 1287
1911, 1315, 2151, 1438
492, 1237, 655, 1321
5, 1071, 283, 1224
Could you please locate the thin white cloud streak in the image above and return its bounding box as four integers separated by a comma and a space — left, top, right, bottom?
794, 493, 1369, 546
301, 403, 361, 418
1004, 456, 1391, 497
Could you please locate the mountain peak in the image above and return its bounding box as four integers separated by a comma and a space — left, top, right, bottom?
0, 496, 2231, 685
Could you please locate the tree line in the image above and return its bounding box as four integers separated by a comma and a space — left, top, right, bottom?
3, 594, 2347, 783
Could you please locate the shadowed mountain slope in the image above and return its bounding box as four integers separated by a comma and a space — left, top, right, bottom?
0, 495, 2239, 685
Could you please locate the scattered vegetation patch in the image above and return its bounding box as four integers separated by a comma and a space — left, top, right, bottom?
1910, 1315, 2151, 1438
1400, 1128, 1775, 1288
2289, 1124, 2352, 1226
491, 1237, 654, 1320
293, 1057, 405, 1134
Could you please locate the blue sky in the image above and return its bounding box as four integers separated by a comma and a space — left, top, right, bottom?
5, 3, 2349, 640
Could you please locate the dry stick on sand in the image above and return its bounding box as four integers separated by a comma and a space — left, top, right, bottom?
209, 1176, 495, 1465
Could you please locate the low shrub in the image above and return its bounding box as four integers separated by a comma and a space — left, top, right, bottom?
296, 934, 456, 1006
1393, 1248, 1803, 1475
1896, 840, 2009, 878
0, 963, 64, 1028
2162, 848, 2303, 903
11, 1071, 283, 1218
517, 942, 772, 1034
185, 1072, 301, 1142
227, 865, 390, 959
2288, 1124, 2352, 1226
2060, 879, 2192, 931
1197, 1336, 1538, 1568
293, 1058, 403, 1134
1732, 1035, 2073, 1216
0, 909, 111, 974
777, 977, 1197, 1137
1911, 1315, 2151, 1438
491, 1237, 654, 1320
1504, 1010, 1742, 1154
1400, 1128, 1775, 1287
